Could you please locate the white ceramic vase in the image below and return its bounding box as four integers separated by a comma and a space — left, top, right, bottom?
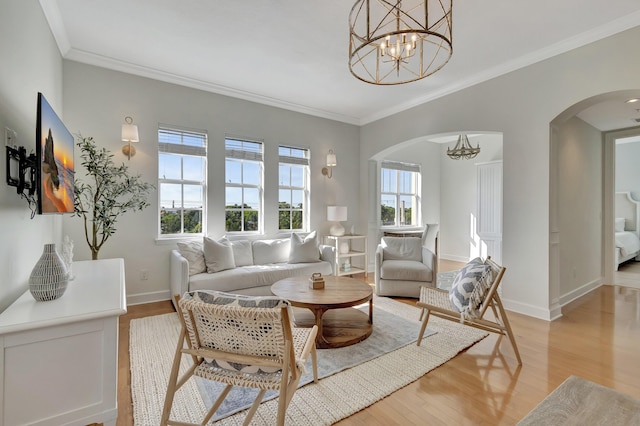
29, 243, 69, 301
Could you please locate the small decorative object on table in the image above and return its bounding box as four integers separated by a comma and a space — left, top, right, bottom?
309, 272, 325, 289
342, 261, 351, 273
29, 243, 69, 301
61, 235, 75, 280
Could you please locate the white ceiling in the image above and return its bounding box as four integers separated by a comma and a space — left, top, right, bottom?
41, 1, 640, 126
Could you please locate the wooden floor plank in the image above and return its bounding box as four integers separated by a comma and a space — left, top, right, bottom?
116, 260, 640, 425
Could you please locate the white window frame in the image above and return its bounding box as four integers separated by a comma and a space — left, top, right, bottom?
278, 145, 310, 232
158, 126, 207, 238
380, 160, 421, 228
225, 136, 264, 233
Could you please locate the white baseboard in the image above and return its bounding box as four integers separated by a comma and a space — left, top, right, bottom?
439, 253, 469, 263
127, 289, 171, 306
559, 278, 602, 307
501, 297, 559, 321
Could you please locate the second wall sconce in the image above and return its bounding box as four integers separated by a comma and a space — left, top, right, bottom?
121, 116, 139, 160
321, 149, 337, 178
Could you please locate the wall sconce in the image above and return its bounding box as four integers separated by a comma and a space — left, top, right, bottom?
321, 149, 337, 178
121, 116, 139, 160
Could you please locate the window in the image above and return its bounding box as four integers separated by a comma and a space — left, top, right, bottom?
225, 137, 263, 232
158, 127, 207, 236
380, 161, 421, 227
278, 146, 310, 231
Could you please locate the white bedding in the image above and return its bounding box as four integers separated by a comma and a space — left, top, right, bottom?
615, 231, 640, 257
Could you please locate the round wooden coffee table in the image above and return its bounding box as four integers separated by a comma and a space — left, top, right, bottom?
271, 275, 373, 349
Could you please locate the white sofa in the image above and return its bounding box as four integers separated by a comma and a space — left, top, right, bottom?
170, 233, 335, 309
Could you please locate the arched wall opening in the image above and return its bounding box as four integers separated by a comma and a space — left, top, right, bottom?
366, 131, 504, 271
549, 89, 640, 318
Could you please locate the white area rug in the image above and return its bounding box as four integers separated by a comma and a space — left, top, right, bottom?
130, 296, 487, 425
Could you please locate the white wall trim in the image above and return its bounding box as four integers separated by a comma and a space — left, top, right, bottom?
127, 290, 171, 306
440, 253, 469, 263
502, 298, 559, 321
559, 278, 603, 307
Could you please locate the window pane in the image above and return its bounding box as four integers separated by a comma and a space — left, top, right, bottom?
381, 169, 396, 193
184, 184, 203, 208
159, 154, 181, 180
399, 195, 412, 225
244, 187, 260, 209
183, 209, 202, 233
226, 187, 242, 208
279, 164, 291, 186
160, 183, 182, 209
243, 161, 260, 186
183, 156, 205, 181
399, 171, 413, 193
160, 209, 181, 234
226, 210, 242, 232
381, 195, 396, 226
183, 133, 205, 147
291, 166, 304, 187
244, 210, 259, 231
279, 189, 291, 207
226, 160, 242, 185
279, 210, 290, 230
291, 210, 303, 230
292, 189, 304, 209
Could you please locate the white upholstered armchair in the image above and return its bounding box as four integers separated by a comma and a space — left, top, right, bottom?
374, 224, 439, 298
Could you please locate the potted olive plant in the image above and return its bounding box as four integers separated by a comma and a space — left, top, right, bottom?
73, 135, 154, 260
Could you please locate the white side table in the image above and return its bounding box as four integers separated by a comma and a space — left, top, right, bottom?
324, 234, 368, 277
0, 258, 126, 426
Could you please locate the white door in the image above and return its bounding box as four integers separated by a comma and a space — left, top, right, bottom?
477, 161, 503, 264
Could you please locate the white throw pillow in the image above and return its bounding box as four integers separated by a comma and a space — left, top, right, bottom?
220, 238, 254, 267
289, 231, 320, 263
252, 238, 291, 264
615, 218, 625, 232
381, 236, 422, 262
176, 240, 206, 276
203, 237, 236, 273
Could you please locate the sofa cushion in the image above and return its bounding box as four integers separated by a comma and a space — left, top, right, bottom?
381, 237, 422, 262
289, 231, 320, 264
177, 240, 206, 276
253, 238, 291, 264
188, 261, 333, 293
380, 259, 432, 282
203, 237, 236, 273
449, 257, 493, 317
224, 239, 253, 267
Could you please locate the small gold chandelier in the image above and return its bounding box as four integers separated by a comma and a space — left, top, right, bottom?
447, 134, 480, 160
349, 0, 453, 85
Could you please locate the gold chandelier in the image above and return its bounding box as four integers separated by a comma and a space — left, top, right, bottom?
447, 134, 480, 160
349, 0, 453, 85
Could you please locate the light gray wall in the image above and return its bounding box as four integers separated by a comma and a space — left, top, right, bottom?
616, 141, 640, 199
360, 25, 640, 320
440, 134, 503, 262
61, 61, 360, 304
0, 1, 64, 312
557, 117, 603, 298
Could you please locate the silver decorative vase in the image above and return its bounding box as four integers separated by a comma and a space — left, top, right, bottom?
29, 243, 69, 301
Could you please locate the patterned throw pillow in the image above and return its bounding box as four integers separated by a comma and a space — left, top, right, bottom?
449, 258, 493, 319
182, 290, 292, 374
176, 240, 206, 276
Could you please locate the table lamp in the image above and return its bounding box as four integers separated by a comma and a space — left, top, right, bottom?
327, 206, 347, 236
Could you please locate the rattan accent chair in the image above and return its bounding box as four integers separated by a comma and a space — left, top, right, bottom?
161, 293, 319, 426
416, 257, 522, 365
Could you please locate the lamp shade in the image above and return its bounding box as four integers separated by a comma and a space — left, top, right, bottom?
122, 123, 139, 142
326, 151, 337, 167
327, 206, 347, 222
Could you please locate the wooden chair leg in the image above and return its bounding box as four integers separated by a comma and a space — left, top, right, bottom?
161, 327, 191, 425
242, 389, 267, 426
494, 297, 522, 365
311, 343, 318, 383
416, 308, 431, 346
203, 384, 233, 425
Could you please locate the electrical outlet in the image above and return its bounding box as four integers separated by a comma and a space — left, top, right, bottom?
5, 127, 17, 147
140, 269, 149, 280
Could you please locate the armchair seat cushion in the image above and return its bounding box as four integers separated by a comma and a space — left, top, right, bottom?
380, 259, 433, 282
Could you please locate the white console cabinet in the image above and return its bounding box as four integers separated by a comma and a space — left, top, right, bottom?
0, 258, 126, 426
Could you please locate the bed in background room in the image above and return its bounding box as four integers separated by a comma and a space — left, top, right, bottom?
615, 192, 640, 271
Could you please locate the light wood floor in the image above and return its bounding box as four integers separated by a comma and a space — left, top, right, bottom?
117, 259, 640, 425
615, 260, 640, 289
